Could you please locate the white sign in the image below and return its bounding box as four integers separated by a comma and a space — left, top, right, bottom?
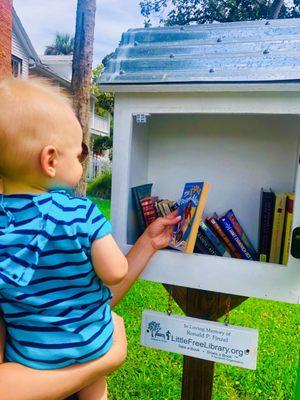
141, 310, 258, 370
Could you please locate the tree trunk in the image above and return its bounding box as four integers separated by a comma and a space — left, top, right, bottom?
269, 0, 284, 19
71, 0, 96, 196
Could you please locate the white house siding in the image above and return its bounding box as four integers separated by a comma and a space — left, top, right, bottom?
12, 31, 29, 78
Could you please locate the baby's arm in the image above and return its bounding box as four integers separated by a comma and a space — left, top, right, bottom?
86, 201, 128, 286
91, 235, 128, 286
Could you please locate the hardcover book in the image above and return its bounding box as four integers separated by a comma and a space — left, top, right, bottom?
198, 220, 230, 257
269, 193, 287, 264
140, 196, 158, 226
219, 215, 253, 260
258, 189, 275, 262
132, 184, 153, 233
170, 182, 210, 253
206, 214, 242, 259
226, 209, 257, 260
194, 229, 220, 256
281, 192, 294, 265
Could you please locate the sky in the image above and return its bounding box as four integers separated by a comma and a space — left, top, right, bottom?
13, 0, 145, 65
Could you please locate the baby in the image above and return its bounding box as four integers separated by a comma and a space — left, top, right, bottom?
0, 78, 128, 400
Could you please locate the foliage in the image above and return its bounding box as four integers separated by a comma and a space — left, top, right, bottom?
92, 64, 115, 117
87, 170, 112, 199
140, 0, 300, 26
44, 33, 74, 55
92, 135, 113, 156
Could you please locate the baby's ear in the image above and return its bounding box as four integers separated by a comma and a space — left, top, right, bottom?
40, 145, 58, 178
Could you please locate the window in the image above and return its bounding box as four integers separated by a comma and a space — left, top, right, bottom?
11, 56, 23, 77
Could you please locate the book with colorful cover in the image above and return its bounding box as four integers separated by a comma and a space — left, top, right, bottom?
198, 220, 230, 257
269, 193, 287, 264
169, 182, 210, 253
219, 215, 253, 260
226, 209, 257, 260
206, 214, 242, 258
132, 184, 153, 233
258, 189, 275, 262
281, 192, 294, 265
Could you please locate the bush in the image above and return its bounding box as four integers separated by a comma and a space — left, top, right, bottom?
87, 170, 112, 199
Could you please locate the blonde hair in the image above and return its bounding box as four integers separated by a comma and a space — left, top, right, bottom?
0, 77, 76, 180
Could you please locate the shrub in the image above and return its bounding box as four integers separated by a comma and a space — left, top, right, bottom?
87, 170, 112, 199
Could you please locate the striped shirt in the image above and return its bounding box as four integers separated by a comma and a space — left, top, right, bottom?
0, 190, 113, 370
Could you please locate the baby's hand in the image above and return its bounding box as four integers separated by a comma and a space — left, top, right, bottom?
143, 211, 181, 251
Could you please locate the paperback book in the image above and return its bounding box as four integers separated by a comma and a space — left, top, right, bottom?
170, 182, 210, 253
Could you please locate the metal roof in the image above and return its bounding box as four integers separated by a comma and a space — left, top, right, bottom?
100, 18, 300, 86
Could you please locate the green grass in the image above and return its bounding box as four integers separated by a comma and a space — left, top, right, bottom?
91, 198, 300, 400
88, 197, 111, 220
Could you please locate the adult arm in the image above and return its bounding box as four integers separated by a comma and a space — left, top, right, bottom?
110, 212, 180, 307
0, 314, 127, 400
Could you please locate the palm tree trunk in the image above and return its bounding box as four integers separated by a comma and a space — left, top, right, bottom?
71, 0, 96, 196
269, 0, 284, 19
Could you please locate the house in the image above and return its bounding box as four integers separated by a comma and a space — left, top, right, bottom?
11, 8, 110, 179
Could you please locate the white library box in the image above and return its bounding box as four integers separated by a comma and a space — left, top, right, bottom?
100, 20, 300, 304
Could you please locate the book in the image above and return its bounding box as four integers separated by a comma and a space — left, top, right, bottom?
281, 192, 294, 265
154, 200, 164, 217
132, 184, 153, 233
198, 220, 230, 257
170, 182, 210, 253
155, 199, 172, 217
226, 209, 257, 260
140, 196, 158, 226
194, 229, 220, 256
206, 214, 242, 259
258, 189, 275, 262
219, 215, 253, 260
269, 193, 287, 264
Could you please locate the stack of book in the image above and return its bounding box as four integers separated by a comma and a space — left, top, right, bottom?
132, 184, 178, 234
132, 184, 294, 265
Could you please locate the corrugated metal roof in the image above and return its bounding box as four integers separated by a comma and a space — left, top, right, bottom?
100, 18, 300, 86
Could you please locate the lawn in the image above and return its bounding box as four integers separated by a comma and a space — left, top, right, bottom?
92, 198, 299, 400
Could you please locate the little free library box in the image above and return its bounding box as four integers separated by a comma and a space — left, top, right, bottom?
100, 18, 300, 305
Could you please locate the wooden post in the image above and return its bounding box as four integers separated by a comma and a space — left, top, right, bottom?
181, 289, 246, 400
167, 286, 246, 400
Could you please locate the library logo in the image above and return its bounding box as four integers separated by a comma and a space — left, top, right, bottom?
147, 321, 171, 342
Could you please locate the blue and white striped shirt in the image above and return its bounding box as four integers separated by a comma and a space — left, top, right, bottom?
0, 190, 113, 370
